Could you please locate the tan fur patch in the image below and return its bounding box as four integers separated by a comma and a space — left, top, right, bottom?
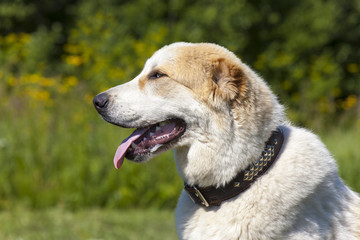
143, 44, 248, 111
138, 75, 147, 91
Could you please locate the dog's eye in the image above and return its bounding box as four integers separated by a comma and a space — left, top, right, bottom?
149, 72, 167, 80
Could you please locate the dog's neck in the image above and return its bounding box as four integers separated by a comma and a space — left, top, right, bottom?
175, 127, 277, 187
183, 128, 284, 207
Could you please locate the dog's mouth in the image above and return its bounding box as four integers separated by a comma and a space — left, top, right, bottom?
113, 119, 186, 169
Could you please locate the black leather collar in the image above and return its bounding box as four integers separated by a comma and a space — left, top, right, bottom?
184, 127, 284, 207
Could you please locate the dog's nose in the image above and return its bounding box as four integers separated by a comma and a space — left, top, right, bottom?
93, 93, 109, 110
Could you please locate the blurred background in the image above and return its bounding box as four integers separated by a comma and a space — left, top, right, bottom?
0, 0, 359, 239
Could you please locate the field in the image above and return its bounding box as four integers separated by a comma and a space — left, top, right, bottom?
0, 208, 177, 240
320, 124, 360, 191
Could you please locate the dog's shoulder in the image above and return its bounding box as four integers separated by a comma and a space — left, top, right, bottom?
279, 125, 336, 167
272, 125, 338, 193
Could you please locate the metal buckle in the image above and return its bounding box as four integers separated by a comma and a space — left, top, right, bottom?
192, 186, 210, 207
185, 185, 210, 207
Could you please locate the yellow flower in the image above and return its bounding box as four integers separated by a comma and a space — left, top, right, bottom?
31, 89, 53, 106
7, 76, 17, 87
342, 95, 357, 110
40, 77, 56, 87
28, 74, 42, 84
35, 90, 50, 101
65, 55, 83, 66
4, 33, 17, 44
65, 76, 78, 87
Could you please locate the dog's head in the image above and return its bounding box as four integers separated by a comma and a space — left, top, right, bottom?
94, 42, 284, 186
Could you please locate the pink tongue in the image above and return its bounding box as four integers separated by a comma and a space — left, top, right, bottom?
113, 128, 147, 169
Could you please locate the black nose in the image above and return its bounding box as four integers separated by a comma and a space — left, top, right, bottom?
93, 93, 109, 110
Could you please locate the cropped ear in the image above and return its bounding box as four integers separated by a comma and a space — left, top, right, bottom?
212, 58, 247, 101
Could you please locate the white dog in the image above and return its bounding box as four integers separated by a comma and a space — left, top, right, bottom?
93, 42, 360, 239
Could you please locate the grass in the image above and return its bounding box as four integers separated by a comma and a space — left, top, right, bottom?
0, 208, 177, 240
320, 122, 360, 191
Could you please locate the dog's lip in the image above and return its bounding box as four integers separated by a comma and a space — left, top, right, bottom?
113, 118, 186, 169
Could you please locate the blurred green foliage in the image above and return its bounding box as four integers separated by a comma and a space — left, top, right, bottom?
1, 0, 359, 124
0, 0, 359, 209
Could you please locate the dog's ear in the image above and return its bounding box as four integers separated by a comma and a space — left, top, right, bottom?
211, 58, 247, 101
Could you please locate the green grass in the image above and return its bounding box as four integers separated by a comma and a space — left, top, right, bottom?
0, 208, 177, 240
320, 123, 360, 192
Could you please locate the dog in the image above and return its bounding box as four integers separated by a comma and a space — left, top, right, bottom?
93, 42, 360, 239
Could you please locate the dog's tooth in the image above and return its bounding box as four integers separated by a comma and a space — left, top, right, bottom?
150, 132, 154, 137
159, 122, 167, 127
150, 144, 162, 153
131, 143, 137, 148
156, 126, 161, 131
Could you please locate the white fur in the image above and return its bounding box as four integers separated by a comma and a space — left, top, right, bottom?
97, 42, 360, 239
